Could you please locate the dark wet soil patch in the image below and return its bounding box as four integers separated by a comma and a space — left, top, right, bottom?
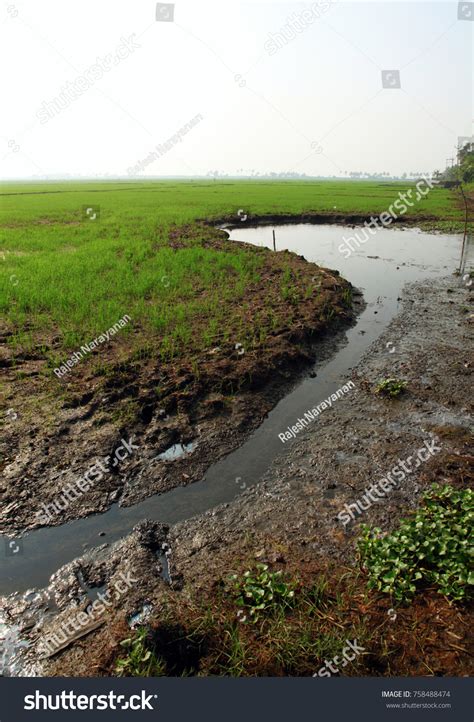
1, 225, 354, 534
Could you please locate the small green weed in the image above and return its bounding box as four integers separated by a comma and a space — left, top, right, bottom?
229, 563, 297, 623
376, 378, 407, 398
115, 627, 166, 677
341, 287, 353, 307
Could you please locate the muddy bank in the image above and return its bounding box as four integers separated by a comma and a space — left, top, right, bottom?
210, 212, 466, 234
168, 275, 473, 586
1, 229, 354, 535
212, 212, 441, 228
3, 273, 472, 677
0, 521, 171, 676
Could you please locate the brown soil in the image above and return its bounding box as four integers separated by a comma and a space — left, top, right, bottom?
41, 553, 473, 679
3, 274, 472, 679
211, 212, 443, 228
0, 227, 354, 534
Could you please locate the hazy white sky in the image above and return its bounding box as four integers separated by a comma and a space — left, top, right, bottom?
1, 0, 472, 178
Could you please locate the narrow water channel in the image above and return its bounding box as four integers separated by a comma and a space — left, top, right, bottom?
0, 224, 466, 596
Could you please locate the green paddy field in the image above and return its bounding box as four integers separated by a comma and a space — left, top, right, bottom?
0, 179, 465, 368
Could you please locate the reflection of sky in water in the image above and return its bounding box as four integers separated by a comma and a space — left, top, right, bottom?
0, 615, 30, 676
231, 224, 464, 295
156, 441, 197, 461
231, 225, 468, 333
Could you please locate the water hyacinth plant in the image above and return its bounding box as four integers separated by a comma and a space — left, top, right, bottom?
358, 485, 473, 603
229, 563, 297, 623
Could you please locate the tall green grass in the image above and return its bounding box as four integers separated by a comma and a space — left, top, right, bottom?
0, 179, 462, 364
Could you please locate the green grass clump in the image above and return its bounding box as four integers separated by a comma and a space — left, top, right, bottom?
228, 562, 297, 622
358, 485, 474, 603
112, 568, 370, 677
376, 377, 407, 398
115, 627, 166, 677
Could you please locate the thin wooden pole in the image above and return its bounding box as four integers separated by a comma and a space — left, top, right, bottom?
458, 183, 469, 275
272, 229, 276, 251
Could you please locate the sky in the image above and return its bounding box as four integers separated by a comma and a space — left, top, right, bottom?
1, 0, 472, 179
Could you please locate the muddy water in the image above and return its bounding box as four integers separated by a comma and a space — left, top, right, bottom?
0, 225, 467, 596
